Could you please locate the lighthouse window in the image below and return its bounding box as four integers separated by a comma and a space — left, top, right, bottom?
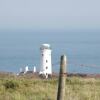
46, 66, 48, 69
42, 54, 44, 56
46, 60, 48, 63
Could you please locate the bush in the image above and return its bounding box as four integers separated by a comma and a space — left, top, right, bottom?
3, 80, 19, 89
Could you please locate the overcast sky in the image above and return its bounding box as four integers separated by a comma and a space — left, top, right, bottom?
0, 0, 100, 31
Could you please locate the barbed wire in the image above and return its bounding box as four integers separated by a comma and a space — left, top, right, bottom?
52, 61, 100, 69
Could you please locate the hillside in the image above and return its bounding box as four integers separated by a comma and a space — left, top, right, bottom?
0, 72, 100, 100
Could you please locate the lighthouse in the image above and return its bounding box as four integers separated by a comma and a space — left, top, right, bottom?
39, 44, 52, 77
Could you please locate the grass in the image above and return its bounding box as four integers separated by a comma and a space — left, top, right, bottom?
0, 76, 100, 100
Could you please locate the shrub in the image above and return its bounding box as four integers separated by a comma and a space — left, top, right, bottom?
3, 80, 19, 90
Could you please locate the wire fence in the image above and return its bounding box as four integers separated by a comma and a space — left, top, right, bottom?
52, 61, 100, 73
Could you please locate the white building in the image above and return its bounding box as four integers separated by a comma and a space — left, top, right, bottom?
33, 66, 36, 73
24, 66, 29, 73
39, 44, 52, 76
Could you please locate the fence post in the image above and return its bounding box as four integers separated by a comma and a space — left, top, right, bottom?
57, 55, 67, 100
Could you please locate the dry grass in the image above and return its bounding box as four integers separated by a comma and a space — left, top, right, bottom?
0, 76, 100, 100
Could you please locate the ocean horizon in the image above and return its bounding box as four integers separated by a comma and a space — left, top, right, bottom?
0, 30, 100, 74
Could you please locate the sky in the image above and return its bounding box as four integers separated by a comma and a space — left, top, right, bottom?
0, 0, 100, 31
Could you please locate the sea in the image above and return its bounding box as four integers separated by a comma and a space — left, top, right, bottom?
0, 30, 100, 74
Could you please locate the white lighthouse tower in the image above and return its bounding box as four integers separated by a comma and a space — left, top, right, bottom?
39, 44, 52, 77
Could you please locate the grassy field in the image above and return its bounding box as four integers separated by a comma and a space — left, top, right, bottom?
0, 75, 100, 100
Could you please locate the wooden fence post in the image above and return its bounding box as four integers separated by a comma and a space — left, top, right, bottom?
57, 55, 67, 100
